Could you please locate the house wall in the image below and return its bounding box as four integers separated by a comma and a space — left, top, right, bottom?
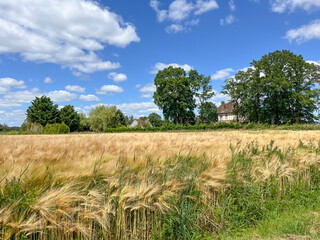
218, 114, 237, 122
129, 120, 139, 128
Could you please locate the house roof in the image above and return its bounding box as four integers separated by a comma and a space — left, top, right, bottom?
217, 102, 234, 114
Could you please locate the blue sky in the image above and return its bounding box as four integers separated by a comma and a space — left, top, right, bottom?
0, 0, 319, 126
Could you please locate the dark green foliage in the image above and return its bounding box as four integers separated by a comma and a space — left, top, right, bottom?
223, 50, 320, 124
116, 109, 126, 126
148, 112, 162, 127
26, 96, 61, 126
154, 66, 196, 124
139, 116, 148, 121
78, 113, 90, 131
43, 122, 70, 134
199, 102, 218, 123
60, 105, 80, 132
0, 123, 19, 132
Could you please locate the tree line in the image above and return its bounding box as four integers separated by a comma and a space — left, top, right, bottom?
19, 95, 164, 133
153, 50, 319, 125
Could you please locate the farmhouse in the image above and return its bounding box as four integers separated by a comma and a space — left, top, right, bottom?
129, 119, 153, 128
217, 101, 237, 122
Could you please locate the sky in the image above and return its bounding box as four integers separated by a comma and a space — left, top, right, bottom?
0, 0, 320, 126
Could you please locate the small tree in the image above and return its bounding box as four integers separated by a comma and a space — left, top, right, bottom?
89, 105, 118, 132
199, 102, 218, 123
26, 96, 60, 126
78, 113, 91, 131
60, 105, 80, 132
148, 113, 162, 127
116, 109, 126, 126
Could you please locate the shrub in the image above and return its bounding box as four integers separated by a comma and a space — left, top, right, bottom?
20, 122, 43, 133
43, 122, 70, 134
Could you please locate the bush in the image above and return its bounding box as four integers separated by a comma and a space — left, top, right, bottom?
20, 122, 43, 133
43, 122, 70, 134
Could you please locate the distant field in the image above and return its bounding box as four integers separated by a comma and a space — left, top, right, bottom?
1, 131, 320, 239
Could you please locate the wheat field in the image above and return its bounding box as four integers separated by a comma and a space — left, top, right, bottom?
1, 130, 320, 239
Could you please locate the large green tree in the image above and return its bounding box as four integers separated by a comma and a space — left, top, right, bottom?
60, 105, 80, 132
26, 96, 61, 126
88, 105, 119, 132
223, 50, 320, 124
148, 112, 162, 127
153, 67, 196, 124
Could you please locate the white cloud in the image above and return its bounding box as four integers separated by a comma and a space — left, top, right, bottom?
285, 19, 320, 43
44, 77, 53, 84
0, 88, 41, 109
220, 15, 236, 26
79, 94, 100, 102
96, 85, 124, 95
194, 0, 219, 15
151, 62, 193, 74
47, 90, 77, 102
166, 24, 186, 33
307, 60, 320, 66
0, 109, 26, 126
116, 101, 161, 116
270, 0, 320, 13
150, 0, 218, 32
65, 85, 86, 93
229, 0, 236, 11
108, 72, 128, 82
140, 83, 156, 93
211, 68, 235, 80
0, 0, 140, 74
0, 78, 26, 94
141, 94, 153, 98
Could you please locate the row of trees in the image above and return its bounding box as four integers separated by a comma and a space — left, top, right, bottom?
222, 50, 320, 124
23, 96, 164, 132
153, 50, 319, 125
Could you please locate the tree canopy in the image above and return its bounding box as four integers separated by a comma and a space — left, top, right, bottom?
222, 50, 320, 124
154, 66, 215, 124
60, 105, 80, 132
88, 105, 119, 132
26, 96, 61, 126
148, 113, 162, 127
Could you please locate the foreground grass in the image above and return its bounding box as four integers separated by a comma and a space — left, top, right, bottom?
1, 132, 320, 239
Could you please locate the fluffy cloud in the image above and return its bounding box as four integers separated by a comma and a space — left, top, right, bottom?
44, 77, 53, 84
0, 78, 26, 94
151, 62, 193, 74
0, 0, 140, 74
150, 0, 218, 32
139, 83, 156, 98
116, 101, 161, 117
108, 72, 128, 82
211, 68, 235, 80
220, 15, 236, 26
285, 19, 320, 43
0, 88, 41, 108
65, 85, 86, 93
270, 0, 320, 13
0, 110, 26, 126
47, 90, 77, 102
79, 94, 100, 102
96, 85, 124, 95
165, 24, 186, 33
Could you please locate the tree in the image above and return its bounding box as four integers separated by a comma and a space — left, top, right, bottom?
199, 102, 218, 123
154, 66, 196, 124
60, 105, 80, 132
223, 50, 320, 124
78, 113, 90, 131
88, 105, 118, 132
148, 113, 162, 127
139, 116, 148, 121
26, 96, 61, 126
116, 109, 126, 126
